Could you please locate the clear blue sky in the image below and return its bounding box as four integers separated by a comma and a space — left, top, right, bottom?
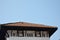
0, 0, 60, 40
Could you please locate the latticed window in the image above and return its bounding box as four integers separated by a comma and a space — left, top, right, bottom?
25, 31, 35, 37
41, 31, 49, 37
7, 30, 49, 37
18, 31, 24, 37
35, 31, 41, 37
11, 30, 17, 37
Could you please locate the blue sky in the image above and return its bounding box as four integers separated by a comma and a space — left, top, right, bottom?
0, 0, 60, 40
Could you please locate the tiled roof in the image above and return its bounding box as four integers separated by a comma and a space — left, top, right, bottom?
2, 22, 57, 28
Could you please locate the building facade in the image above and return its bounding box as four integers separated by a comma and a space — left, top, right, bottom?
0, 22, 57, 40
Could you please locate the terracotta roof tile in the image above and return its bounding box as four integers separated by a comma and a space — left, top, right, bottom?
2, 22, 57, 28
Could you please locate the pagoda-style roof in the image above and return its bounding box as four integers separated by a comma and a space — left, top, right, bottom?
0, 22, 57, 37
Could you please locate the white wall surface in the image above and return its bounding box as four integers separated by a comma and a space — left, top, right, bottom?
7, 37, 50, 40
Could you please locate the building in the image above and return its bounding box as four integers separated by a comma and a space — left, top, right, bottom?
0, 22, 57, 40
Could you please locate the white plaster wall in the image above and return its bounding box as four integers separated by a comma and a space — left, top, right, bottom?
7, 37, 50, 40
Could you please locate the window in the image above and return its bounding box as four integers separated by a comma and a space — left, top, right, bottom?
11, 30, 17, 37
25, 31, 35, 37
41, 31, 45, 37
41, 31, 49, 37
18, 31, 24, 37
35, 31, 41, 37
7, 30, 11, 37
